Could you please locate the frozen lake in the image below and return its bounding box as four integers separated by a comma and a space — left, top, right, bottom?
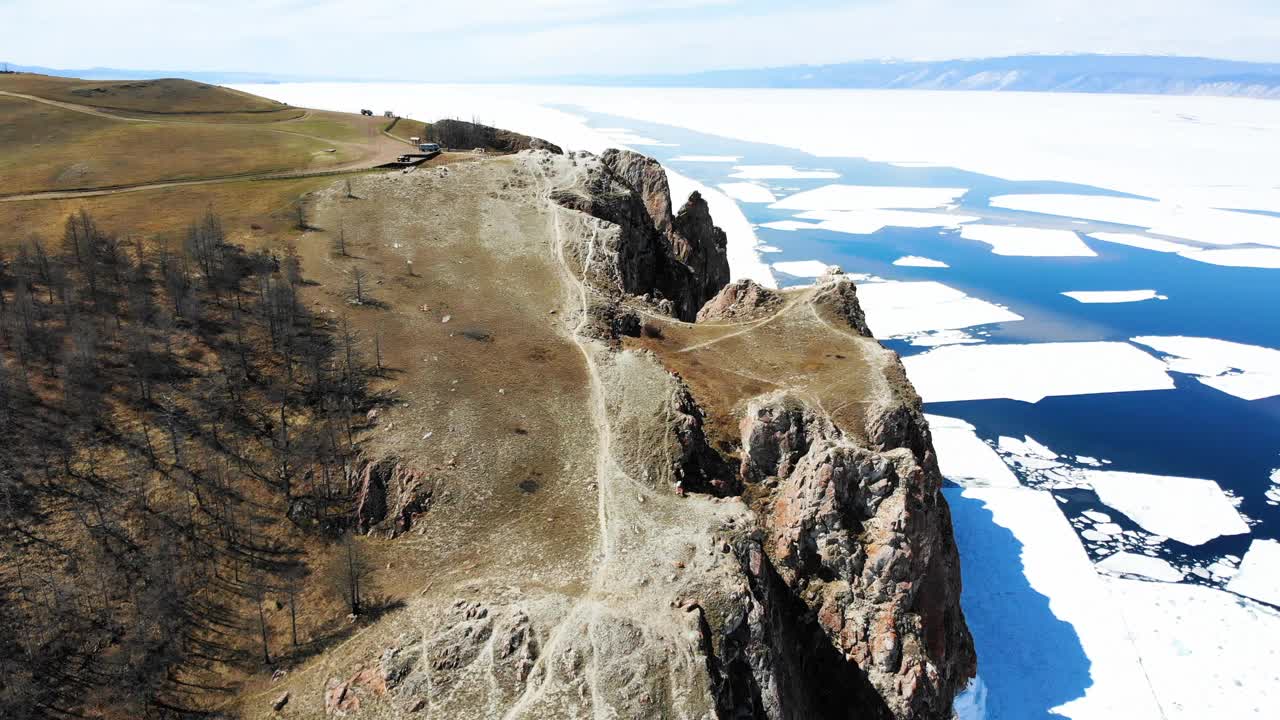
234, 83, 1280, 719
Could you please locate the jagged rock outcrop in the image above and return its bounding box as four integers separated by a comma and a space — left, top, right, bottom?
553, 149, 730, 320
698, 279, 784, 323
739, 393, 975, 720
350, 458, 434, 537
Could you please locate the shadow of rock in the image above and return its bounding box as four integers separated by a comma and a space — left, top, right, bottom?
945, 489, 1093, 719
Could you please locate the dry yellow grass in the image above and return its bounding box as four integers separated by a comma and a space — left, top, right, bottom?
0, 95, 359, 195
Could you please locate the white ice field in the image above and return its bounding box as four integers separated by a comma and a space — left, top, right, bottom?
232, 82, 1280, 719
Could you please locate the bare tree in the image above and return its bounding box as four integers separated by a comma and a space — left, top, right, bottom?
332, 221, 348, 257
347, 266, 368, 305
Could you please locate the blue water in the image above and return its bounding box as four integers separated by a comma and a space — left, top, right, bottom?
566, 107, 1280, 568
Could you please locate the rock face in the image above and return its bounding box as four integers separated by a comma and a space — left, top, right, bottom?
426, 119, 564, 154
553, 149, 730, 321
698, 279, 784, 323
740, 393, 974, 719
350, 459, 434, 538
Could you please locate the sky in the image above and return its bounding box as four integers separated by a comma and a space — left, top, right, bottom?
3, 0, 1280, 79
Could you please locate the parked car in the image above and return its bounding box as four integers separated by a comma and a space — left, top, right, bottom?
418, 143, 441, 153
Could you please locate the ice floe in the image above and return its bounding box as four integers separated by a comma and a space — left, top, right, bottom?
854, 281, 1022, 340
952, 676, 988, 720
927, 415, 1020, 488
668, 155, 740, 162
1104, 577, 1280, 719
1267, 468, 1280, 506
716, 182, 777, 204
729, 165, 839, 180
893, 255, 949, 268
770, 184, 965, 211
1227, 539, 1280, 607
903, 342, 1175, 403
771, 260, 833, 278
595, 127, 676, 147
1131, 335, 1280, 401
1086, 470, 1249, 546
790, 209, 978, 235
1087, 232, 1198, 253
959, 224, 1098, 257
990, 194, 1280, 249
1178, 247, 1280, 269
666, 169, 776, 288
1096, 551, 1185, 582
758, 220, 822, 232
1061, 290, 1167, 303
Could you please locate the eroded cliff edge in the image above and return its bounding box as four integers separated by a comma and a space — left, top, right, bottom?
261, 148, 973, 719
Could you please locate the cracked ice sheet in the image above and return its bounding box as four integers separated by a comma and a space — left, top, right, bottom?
716, 182, 777, 203
1062, 290, 1166, 303
770, 184, 965, 211
792, 209, 979, 235
668, 155, 740, 162
927, 415, 1020, 488
1088, 233, 1280, 269
1103, 577, 1280, 719
1131, 336, 1280, 401
991, 194, 1280, 249
854, 281, 1022, 340
729, 165, 839, 180
1095, 551, 1184, 582
1086, 470, 1249, 546
1227, 539, 1280, 606
960, 224, 1098, 257
903, 342, 1175, 404
945, 487, 1163, 719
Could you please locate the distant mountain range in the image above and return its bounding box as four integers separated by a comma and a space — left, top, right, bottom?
7, 55, 1280, 98
553, 55, 1280, 99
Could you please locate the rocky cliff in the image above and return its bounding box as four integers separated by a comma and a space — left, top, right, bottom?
257, 148, 972, 720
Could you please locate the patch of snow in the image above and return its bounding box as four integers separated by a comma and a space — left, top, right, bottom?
771, 260, 833, 278
770, 184, 965, 211
668, 155, 740, 162
903, 342, 1175, 403
1096, 551, 1185, 582
666, 169, 776, 289
1062, 290, 1166, 303
854, 281, 1022, 340
1226, 539, 1280, 607
906, 329, 984, 347
1131, 335, 1280, 401
1104, 577, 1280, 719
959, 224, 1098, 257
952, 675, 988, 720
717, 182, 777, 204
991, 194, 1280, 249
927, 415, 1020, 489
1179, 247, 1280, 269
1086, 470, 1250, 546
893, 255, 950, 268
729, 165, 839, 180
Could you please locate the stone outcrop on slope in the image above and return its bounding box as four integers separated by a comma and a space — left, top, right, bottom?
697, 279, 784, 323
552, 149, 730, 321
740, 392, 974, 720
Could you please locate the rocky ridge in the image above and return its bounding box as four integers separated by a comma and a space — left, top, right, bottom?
264, 149, 973, 720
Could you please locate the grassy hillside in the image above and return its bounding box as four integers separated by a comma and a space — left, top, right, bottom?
0, 74, 288, 114
0, 95, 357, 195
